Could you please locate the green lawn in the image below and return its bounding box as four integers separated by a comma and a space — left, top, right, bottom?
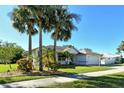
58, 66, 112, 74
113, 63, 124, 66
0, 76, 51, 84
47, 72, 124, 88
0, 64, 17, 73
0, 64, 112, 74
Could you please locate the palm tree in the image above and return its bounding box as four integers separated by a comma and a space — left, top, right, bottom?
10, 6, 38, 58
42, 48, 54, 71
24, 5, 55, 71
51, 6, 80, 65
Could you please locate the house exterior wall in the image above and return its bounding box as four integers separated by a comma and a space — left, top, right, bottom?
86, 54, 101, 65
32, 49, 39, 66
73, 54, 101, 66
73, 54, 86, 65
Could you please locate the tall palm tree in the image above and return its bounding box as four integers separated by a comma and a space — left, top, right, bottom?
24, 5, 54, 71
10, 6, 38, 58
51, 6, 80, 65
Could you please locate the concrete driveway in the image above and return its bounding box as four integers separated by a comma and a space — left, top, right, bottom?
108, 65, 124, 69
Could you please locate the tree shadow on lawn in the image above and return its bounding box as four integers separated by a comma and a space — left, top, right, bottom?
58, 65, 76, 69
0, 84, 24, 88
0, 82, 24, 88
49, 72, 124, 88
69, 74, 124, 88
59, 65, 99, 68
0, 77, 12, 84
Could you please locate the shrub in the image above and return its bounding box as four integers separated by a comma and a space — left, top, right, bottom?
44, 62, 58, 71
58, 64, 75, 69
69, 62, 74, 65
115, 58, 124, 64
50, 63, 58, 71
16, 57, 33, 72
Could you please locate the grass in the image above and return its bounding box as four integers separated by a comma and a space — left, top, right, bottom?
113, 63, 124, 66
0, 64, 17, 73
47, 72, 124, 88
0, 76, 52, 84
0, 64, 124, 86
0, 64, 113, 74
58, 66, 112, 74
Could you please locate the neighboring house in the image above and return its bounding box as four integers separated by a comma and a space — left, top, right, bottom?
101, 53, 121, 65
73, 48, 102, 65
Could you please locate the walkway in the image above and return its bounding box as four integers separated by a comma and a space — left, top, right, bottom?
0, 66, 124, 88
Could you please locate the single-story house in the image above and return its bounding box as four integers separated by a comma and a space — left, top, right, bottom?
32, 45, 121, 66
32, 45, 80, 65
100, 53, 121, 65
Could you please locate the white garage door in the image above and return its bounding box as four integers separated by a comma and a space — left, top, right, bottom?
86, 55, 100, 65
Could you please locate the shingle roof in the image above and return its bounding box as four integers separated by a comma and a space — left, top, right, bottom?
45, 45, 66, 52
32, 45, 79, 53
79, 48, 101, 56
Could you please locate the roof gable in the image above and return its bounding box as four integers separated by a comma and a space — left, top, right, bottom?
62, 47, 79, 54
79, 48, 101, 56
32, 45, 79, 54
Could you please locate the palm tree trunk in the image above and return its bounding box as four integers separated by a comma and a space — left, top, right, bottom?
28, 30, 32, 67
53, 39, 57, 64
9, 63, 12, 69
28, 31, 32, 56
39, 22, 43, 71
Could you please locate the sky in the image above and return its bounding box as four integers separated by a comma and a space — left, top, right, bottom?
0, 5, 124, 54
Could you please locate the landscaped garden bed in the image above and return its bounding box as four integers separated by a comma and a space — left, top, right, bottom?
0, 64, 113, 76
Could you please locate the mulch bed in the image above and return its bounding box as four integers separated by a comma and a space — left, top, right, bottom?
27, 70, 69, 76
0, 71, 26, 77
